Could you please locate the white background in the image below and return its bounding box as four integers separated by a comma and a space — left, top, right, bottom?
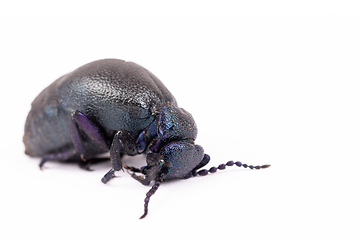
1, 1, 359, 239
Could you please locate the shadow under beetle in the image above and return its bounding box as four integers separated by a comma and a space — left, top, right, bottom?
23, 59, 270, 219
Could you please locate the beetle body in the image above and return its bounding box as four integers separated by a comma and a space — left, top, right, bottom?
24, 59, 270, 218
24, 59, 176, 157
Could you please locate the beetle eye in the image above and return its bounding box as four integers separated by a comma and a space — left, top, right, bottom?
146, 153, 163, 165
164, 161, 173, 168
157, 159, 173, 169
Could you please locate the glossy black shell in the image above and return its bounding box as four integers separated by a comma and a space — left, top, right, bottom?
24, 59, 177, 158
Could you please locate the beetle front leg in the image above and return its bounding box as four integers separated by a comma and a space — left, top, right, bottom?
124, 165, 151, 185
101, 129, 138, 184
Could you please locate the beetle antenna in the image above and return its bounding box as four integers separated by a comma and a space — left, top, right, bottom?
139, 171, 168, 219
190, 161, 270, 177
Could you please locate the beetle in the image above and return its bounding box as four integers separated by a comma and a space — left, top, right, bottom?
23, 59, 270, 218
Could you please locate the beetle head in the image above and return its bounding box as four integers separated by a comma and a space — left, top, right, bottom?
159, 141, 204, 179
137, 141, 205, 182
129, 140, 206, 219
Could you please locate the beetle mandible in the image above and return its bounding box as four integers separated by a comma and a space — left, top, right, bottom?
23, 59, 270, 218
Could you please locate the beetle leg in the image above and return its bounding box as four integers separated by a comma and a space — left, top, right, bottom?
79, 157, 110, 171
70, 110, 109, 158
38, 109, 107, 170
124, 165, 151, 185
102, 130, 137, 184
131, 173, 151, 186
101, 169, 116, 183
39, 148, 77, 169
124, 165, 142, 173
136, 118, 158, 153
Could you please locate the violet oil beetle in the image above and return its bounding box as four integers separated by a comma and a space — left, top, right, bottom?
23, 59, 270, 219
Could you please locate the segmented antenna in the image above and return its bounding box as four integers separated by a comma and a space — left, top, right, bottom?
187, 161, 270, 178
139, 159, 270, 219
140, 171, 168, 219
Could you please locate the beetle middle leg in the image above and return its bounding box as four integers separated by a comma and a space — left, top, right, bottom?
70, 110, 109, 157
124, 154, 173, 186
66, 110, 111, 170
38, 110, 109, 169
79, 157, 110, 171
124, 165, 151, 185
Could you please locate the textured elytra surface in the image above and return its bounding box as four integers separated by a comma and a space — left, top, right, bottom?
24, 59, 177, 157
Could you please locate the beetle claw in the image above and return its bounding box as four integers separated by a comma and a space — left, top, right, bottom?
80, 154, 86, 162
124, 165, 141, 173
124, 165, 150, 185
79, 161, 94, 171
